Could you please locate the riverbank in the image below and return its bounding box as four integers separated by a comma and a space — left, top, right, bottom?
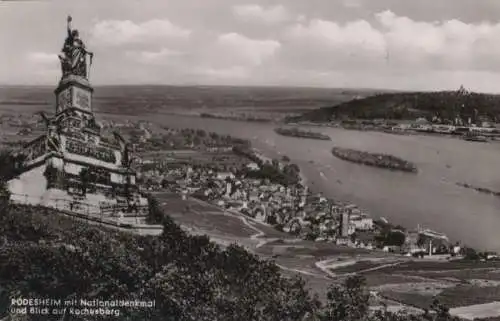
251, 147, 311, 187
120, 112, 500, 251
331, 147, 418, 173
290, 120, 500, 141
235, 147, 459, 257
456, 182, 500, 198
274, 127, 331, 140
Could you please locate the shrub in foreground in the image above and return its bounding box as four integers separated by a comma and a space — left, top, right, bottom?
0, 203, 459, 321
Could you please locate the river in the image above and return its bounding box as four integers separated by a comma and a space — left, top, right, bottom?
125, 113, 500, 251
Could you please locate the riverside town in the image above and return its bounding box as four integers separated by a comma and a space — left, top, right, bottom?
3, 4, 500, 321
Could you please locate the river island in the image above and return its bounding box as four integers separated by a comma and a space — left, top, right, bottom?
274, 127, 331, 140
331, 147, 418, 173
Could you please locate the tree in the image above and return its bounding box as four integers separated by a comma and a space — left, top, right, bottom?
0, 197, 462, 321
146, 195, 164, 224
377, 230, 406, 247
0, 181, 10, 212
0, 150, 25, 181
193, 136, 201, 146
463, 247, 480, 261
386, 231, 406, 247
421, 298, 460, 321
196, 129, 206, 137
417, 235, 427, 248
79, 167, 90, 195
320, 275, 370, 321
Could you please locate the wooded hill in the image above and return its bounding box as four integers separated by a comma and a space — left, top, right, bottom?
288, 89, 500, 123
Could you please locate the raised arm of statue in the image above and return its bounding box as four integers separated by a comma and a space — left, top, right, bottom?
67, 15, 73, 37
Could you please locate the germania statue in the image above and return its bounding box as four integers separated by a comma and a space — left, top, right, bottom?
58, 15, 94, 79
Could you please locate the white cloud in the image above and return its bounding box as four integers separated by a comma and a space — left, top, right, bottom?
95, 11, 500, 89
342, 0, 362, 8
232, 4, 291, 24
284, 18, 386, 71
26, 52, 59, 65
33, 68, 60, 78
215, 33, 281, 66
374, 10, 500, 70
194, 66, 250, 80
296, 15, 307, 23
126, 48, 183, 64
9, 4, 500, 91
91, 19, 191, 46
288, 19, 385, 51
22, 53, 60, 84
284, 10, 500, 74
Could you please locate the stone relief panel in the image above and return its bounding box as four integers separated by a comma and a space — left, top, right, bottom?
73, 87, 91, 111
57, 88, 71, 113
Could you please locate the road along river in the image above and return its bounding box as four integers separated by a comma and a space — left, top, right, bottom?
131, 113, 500, 252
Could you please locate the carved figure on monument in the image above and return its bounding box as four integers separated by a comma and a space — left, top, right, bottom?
58, 15, 94, 78
86, 116, 100, 131
113, 131, 131, 167
37, 112, 62, 152
47, 124, 61, 152
38, 111, 51, 128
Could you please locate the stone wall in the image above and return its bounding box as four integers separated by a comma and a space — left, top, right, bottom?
8, 165, 48, 205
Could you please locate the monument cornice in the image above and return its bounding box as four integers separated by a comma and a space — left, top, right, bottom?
22, 151, 135, 176
55, 106, 93, 118
54, 75, 93, 94
62, 155, 135, 175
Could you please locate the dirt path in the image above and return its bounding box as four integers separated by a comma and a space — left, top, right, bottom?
315, 257, 406, 279
315, 259, 356, 277
449, 301, 500, 320
188, 197, 279, 248
356, 261, 405, 275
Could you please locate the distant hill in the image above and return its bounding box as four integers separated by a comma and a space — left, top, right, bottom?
0, 85, 379, 116
288, 89, 500, 123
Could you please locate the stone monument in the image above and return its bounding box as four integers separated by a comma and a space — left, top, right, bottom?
8, 16, 148, 217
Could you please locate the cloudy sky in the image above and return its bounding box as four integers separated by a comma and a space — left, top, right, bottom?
2, 0, 500, 92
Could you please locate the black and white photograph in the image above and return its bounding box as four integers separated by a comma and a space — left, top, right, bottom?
2, 0, 500, 320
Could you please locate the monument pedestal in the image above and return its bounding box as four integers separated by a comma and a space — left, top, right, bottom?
9, 75, 148, 216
